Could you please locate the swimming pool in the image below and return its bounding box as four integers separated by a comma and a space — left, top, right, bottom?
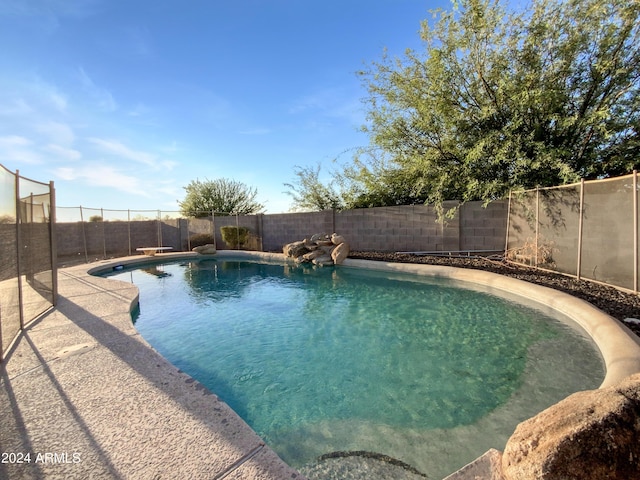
104, 256, 604, 479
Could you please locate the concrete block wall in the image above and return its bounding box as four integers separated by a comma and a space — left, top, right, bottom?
56, 222, 87, 260
459, 200, 508, 252
54, 200, 509, 262
57, 221, 162, 261
0, 224, 18, 282
181, 215, 263, 250
21, 223, 54, 277
335, 203, 458, 252
103, 221, 133, 257
262, 210, 334, 252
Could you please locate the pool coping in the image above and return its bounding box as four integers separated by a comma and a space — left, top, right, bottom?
3, 250, 640, 480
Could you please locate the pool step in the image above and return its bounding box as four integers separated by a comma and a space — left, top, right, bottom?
442, 449, 505, 480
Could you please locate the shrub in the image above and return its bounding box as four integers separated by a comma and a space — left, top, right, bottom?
220, 226, 249, 249
187, 233, 215, 250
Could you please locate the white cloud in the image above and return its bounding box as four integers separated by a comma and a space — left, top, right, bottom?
0, 135, 31, 147
78, 67, 117, 111
0, 98, 33, 116
88, 137, 156, 166
88, 137, 177, 172
160, 160, 178, 170
45, 144, 81, 160
48, 91, 68, 111
36, 121, 75, 145
0, 77, 67, 115
288, 86, 364, 125
155, 181, 182, 200
127, 103, 150, 117
0, 135, 43, 164
54, 167, 78, 180
30, 78, 68, 112
53, 164, 148, 196
159, 141, 179, 154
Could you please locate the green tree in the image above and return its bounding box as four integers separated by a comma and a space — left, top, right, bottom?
353, 0, 640, 216
335, 149, 431, 208
178, 178, 264, 217
283, 164, 344, 211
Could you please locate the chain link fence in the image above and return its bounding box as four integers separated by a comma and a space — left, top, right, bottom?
0, 164, 56, 360
506, 172, 639, 292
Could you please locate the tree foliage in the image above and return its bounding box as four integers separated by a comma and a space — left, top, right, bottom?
178, 178, 264, 217
283, 164, 344, 211
334, 150, 430, 208
346, 0, 640, 215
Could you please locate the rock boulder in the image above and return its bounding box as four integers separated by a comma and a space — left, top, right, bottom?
331, 233, 346, 245
192, 244, 217, 255
283, 241, 309, 258
282, 233, 350, 266
331, 242, 350, 265
502, 373, 640, 480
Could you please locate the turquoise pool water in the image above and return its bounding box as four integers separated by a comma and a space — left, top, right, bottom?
105, 258, 604, 479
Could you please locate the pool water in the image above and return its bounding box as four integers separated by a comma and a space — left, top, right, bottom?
105, 259, 604, 479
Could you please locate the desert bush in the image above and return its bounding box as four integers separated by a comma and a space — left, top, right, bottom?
187, 233, 215, 249
220, 226, 249, 249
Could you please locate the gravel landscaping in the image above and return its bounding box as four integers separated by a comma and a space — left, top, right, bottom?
348, 251, 640, 339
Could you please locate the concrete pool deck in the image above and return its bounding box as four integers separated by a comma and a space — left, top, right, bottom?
2, 251, 640, 479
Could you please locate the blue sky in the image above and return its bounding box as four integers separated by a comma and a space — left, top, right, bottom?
0, 0, 449, 215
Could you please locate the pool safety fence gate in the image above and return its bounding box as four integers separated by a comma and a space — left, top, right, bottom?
0, 164, 57, 361
506, 171, 640, 293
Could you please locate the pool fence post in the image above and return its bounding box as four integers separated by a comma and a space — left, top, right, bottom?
235, 213, 240, 250
185, 216, 189, 251
504, 190, 512, 257
157, 210, 162, 247
14, 170, 25, 330
80, 206, 89, 263
332, 208, 336, 236
634, 170, 638, 293
49, 180, 58, 307
127, 209, 131, 256
211, 210, 217, 250
101, 208, 106, 259
535, 187, 540, 267
576, 179, 585, 281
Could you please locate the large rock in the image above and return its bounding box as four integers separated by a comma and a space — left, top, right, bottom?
319, 245, 336, 255
310, 233, 330, 243
283, 241, 309, 258
312, 254, 334, 266
502, 373, 640, 480
331, 233, 346, 245
192, 244, 217, 254
331, 242, 350, 265
302, 249, 325, 261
